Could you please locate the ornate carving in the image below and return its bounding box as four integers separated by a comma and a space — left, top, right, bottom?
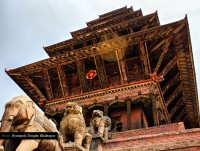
57, 64, 69, 97
139, 41, 151, 77
76, 59, 88, 93
94, 55, 108, 89
115, 48, 128, 84
43, 68, 54, 100
89, 110, 111, 140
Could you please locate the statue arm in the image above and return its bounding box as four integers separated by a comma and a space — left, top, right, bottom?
89, 120, 95, 134
16, 140, 38, 151
98, 119, 105, 136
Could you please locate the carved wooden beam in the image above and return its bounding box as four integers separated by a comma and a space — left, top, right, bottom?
57, 64, 69, 97
166, 84, 182, 106
115, 48, 128, 84
172, 22, 186, 35
94, 55, 108, 89
158, 56, 177, 77
149, 39, 166, 55
76, 59, 88, 93
141, 15, 156, 30
104, 103, 109, 116
8, 19, 186, 76
169, 97, 184, 118
23, 75, 46, 100
181, 113, 187, 123
139, 41, 151, 76
162, 73, 179, 94
43, 69, 53, 100
154, 35, 173, 74
173, 108, 186, 123
151, 95, 160, 126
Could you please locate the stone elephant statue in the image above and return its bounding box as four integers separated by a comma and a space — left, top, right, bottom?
59, 102, 91, 150
89, 110, 111, 140
0, 95, 63, 151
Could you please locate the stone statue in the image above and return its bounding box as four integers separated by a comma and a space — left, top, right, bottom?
89, 110, 111, 140
0, 95, 63, 151
59, 102, 91, 150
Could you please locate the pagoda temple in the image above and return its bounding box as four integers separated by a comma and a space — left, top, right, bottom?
6, 6, 200, 150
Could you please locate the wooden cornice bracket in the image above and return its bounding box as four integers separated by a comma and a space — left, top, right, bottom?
169, 97, 184, 118
153, 34, 174, 74
149, 38, 167, 55
141, 15, 156, 30
23, 75, 46, 100
166, 84, 182, 106
57, 64, 69, 98
173, 108, 186, 123
172, 21, 186, 35
162, 73, 180, 94
43, 68, 54, 100
6, 72, 21, 76
140, 41, 151, 76
149, 73, 164, 83
158, 56, 177, 77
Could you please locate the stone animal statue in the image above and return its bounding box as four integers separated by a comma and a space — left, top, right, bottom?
0, 95, 63, 151
59, 102, 91, 150
89, 110, 111, 140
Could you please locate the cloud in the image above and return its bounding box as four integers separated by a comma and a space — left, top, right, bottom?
0, 0, 200, 118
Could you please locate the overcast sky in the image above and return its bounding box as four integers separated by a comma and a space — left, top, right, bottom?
0, 0, 200, 118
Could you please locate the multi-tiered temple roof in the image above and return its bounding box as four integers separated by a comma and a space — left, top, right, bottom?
6, 6, 199, 130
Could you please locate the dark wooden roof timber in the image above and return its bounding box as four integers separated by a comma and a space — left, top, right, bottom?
5, 72, 46, 110
70, 9, 142, 38
99, 6, 128, 18
8, 19, 187, 75
72, 11, 157, 40
44, 9, 142, 53
44, 11, 158, 57
6, 17, 199, 128
71, 10, 143, 38
86, 6, 133, 26
177, 16, 199, 127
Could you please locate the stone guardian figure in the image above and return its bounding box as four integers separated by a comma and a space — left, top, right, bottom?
59, 102, 91, 150
89, 110, 111, 140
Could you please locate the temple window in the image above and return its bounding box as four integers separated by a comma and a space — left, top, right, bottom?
103, 51, 121, 87
125, 44, 143, 82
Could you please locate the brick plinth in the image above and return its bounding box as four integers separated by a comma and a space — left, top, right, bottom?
103, 122, 200, 150
90, 134, 104, 151
63, 143, 85, 151
110, 122, 185, 139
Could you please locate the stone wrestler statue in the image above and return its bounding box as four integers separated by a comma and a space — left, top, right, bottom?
89, 110, 111, 140
59, 102, 91, 150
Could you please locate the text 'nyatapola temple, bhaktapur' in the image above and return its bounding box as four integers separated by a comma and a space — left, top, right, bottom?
2, 6, 200, 151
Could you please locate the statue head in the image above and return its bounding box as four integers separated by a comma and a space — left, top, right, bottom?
64, 102, 82, 115
92, 110, 103, 118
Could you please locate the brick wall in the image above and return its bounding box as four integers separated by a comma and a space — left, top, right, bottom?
103, 122, 200, 150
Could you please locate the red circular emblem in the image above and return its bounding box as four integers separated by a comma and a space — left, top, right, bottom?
86, 70, 97, 79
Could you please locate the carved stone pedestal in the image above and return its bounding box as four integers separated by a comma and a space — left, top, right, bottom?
63, 143, 86, 151
90, 134, 104, 151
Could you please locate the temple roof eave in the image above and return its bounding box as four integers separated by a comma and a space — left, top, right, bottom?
7, 18, 186, 76
43, 9, 144, 56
